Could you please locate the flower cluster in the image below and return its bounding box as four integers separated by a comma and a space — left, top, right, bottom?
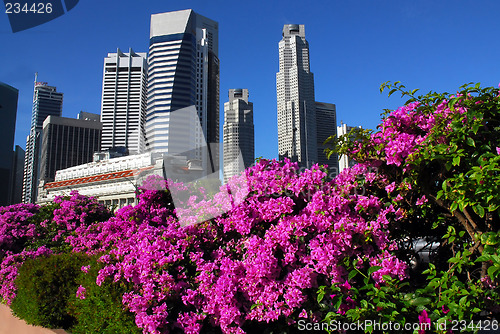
0, 192, 111, 304
0, 158, 407, 333
60, 159, 404, 333
0, 203, 39, 255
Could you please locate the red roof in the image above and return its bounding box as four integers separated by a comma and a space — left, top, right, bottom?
45, 166, 155, 189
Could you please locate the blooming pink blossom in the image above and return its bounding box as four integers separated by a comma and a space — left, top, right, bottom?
76, 285, 86, 299
416, 195, 428, 206
418, 309, 431, 333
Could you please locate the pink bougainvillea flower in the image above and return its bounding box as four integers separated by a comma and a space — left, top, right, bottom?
418, 309, 431, 333
416, 195, 428, 206
76, 285, 86, 300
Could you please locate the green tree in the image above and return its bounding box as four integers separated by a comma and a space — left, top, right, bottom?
324, 82, 500, 332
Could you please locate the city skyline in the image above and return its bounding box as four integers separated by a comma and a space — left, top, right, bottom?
2, 1, 500, 165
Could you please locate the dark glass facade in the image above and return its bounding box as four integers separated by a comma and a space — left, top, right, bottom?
40, 116, 101, 182
315, 102, 338, 179
0, 82, 19, 206
206, 51, 220, 175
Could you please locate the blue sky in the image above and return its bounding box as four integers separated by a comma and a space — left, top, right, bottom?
1, 0, 499, 162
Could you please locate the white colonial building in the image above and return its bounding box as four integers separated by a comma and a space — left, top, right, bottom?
37, 152, 203, 208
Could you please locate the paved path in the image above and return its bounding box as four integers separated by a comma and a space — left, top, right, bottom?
0, 304, 67, 334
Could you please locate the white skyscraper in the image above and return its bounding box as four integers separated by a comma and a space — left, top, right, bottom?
100, 48, 147, 154
276, 24, 317, 168
223, 89, 254, 183
146, 9, 219, 177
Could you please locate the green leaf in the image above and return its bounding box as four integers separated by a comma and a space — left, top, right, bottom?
475, 204, 485, 218
466, 137, 475, 147
360, 299, 368, 309
476, 255, 493, 262
368, 266, 382, 276
317, 290, 325, 303
348, 269, 357, 281
453, 155, 461, 166
472, 123, 480, 134
487, 265, 498, 280
410, 297, 431, 306
485, 233, 500, 246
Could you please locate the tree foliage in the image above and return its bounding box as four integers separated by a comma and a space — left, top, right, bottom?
325, 82, 500, 331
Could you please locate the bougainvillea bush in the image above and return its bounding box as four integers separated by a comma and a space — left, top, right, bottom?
66, 159, 407, 333
0, 162, 406, 333
0, 192, 112, 306
0, 82, 498, 334
326, 82, 500, 331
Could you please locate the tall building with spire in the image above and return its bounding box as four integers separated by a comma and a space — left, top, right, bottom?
276, 24, 317, 168
146, 9, 219, 177
100, 48, 147, 154
223, 89, 254, 183
22, 78, 63, 203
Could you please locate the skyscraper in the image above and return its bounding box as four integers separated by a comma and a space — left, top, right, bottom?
146, 9, 219, 177
276, 24, 317, 168
223, 89, 254, 183
0, 82, 19, 206
39, 113, 102, 186
22, 79, 63, 203
101, 48, 147, 154
315, 101, 338, 175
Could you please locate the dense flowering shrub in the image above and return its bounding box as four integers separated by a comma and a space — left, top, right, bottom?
0, 203, 39, 256
63, 159, 405, 333
1, 82, 497, 333
0, 246, 52, 305
68, 256, 141, 334
0, 192, 111, 305
328, 82, 500, 330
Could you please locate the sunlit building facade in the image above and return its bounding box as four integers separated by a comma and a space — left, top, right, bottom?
22, 80, 63, 203
146, 9, 219, 177
101, 48, 147, 154
277, 24, 317, 168
223, 89, 254, 182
